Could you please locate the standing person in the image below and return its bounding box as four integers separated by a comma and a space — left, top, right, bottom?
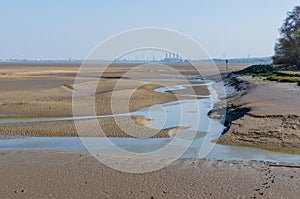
225, 59, 229, 71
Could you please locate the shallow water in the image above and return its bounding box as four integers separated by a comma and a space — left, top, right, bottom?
1, 136, 300, 163
1, 77, 300, 163
0, 99, 300, 162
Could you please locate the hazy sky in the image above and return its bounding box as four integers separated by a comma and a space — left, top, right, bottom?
0, 0, 299, 60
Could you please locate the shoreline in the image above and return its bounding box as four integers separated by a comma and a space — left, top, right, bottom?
2, 65, 300, 156
2, 68, 300, 154
1, 63, 300, 198
210, 74, 300, 152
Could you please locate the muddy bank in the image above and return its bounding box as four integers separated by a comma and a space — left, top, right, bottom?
210, 75, 300, 149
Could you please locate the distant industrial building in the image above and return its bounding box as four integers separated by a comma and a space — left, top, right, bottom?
161, 52, 185, 63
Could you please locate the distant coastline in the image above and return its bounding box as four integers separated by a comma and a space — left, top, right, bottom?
0, 56, 272, 65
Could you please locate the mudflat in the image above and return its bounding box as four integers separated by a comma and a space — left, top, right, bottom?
3, 62, 300, 199
0, 62, 198, 137
0, 151, 300, 198
215, 75, 300, 150
0, 62, 248, 138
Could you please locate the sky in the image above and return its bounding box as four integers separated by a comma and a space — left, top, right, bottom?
0, 0, 299, 60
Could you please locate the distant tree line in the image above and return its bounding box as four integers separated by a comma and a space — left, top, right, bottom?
273, 6, 300, 66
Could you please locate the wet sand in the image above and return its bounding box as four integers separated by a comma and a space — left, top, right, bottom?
0, 151, 300, 198
0, 62, 203, 137
5, 62, 300, 198
0, 62, 245, 138
214, 75, 300, 150
0, 116, 186, 138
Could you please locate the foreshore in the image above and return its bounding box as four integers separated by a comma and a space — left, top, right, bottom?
210, 74, 300, 152
1, 62, 300, 198
0, 63, 201, 138
0, 150, 300, 198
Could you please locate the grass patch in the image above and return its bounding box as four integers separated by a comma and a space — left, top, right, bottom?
233, 64, 300, 83
267, 75, 300, 83
275, 70, 300, 77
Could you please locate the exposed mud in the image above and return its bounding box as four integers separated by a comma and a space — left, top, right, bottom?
210, 75, 300, 149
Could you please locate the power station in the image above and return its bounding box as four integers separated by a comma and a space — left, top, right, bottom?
161, 52, 184, 63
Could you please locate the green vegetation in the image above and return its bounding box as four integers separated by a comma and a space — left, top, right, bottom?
234, 7, 300, 84
266, 70, 300, 83
275, 70, 300, 77
273, 6, 300, 66
233, 65, 274, 75
267, 75, 300, 83
233, 65, 300, 83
